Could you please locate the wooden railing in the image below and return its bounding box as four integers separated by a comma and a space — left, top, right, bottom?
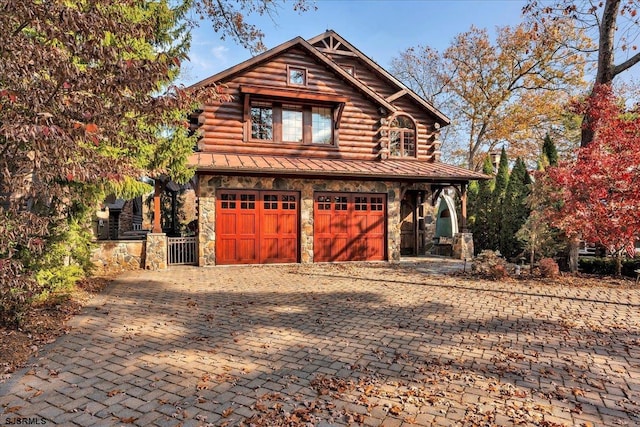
168, 236, 197, 265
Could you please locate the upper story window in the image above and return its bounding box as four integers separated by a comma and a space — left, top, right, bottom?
312, 107, 332, 144
288, 66, 307, 86
251, 102, 273, 140
389, 114, 416, 157
250, 100, 334, 145
282, 104, 303, 142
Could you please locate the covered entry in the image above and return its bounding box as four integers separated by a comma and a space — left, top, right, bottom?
215, 190, 299, 265
314, 192, 386, 262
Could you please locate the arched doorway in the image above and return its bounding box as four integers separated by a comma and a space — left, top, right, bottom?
435, 195, 458, 238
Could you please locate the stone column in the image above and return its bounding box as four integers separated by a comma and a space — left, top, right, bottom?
145, 233, 167, 270
452, 232, 474, 260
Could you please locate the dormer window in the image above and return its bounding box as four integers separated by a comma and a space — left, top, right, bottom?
389, 115, 416, 157
288, 66, 307, 86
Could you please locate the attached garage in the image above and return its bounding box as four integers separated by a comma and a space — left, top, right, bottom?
314, 192, 386, 262
215, 190, 299, 265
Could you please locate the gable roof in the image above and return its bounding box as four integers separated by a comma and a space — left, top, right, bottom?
189, 36, 396, 113
307, 30, 450, 126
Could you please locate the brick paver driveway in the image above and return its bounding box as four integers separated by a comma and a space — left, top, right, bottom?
2, 261, 640, 426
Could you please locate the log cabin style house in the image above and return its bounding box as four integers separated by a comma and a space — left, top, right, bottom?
185, 30, 486, 266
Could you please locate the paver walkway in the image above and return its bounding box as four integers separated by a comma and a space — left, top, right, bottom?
2, 260, 640, 426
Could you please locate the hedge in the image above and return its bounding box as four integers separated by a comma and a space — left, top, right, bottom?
578, 257, 640, 278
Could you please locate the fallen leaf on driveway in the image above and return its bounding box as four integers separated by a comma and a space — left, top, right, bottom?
388, 405, 402, 416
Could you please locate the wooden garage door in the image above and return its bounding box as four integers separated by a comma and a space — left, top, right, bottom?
314, 192, 386, 262
216, 190, 298, 265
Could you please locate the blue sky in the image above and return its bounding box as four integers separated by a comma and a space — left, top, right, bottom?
181, 0, 527, 85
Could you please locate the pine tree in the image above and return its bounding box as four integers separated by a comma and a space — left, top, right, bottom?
488, 147, 509, 251
500, 157, 532, 259
470, 156, 495, 253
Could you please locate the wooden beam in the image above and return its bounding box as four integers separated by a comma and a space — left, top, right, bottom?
240, 85, 350, 104
152, 181, 162, 233
314, 47, 360, 57
461, 183, 468, 232
334, 102, 345, 129
414, 192, 421, 256
386, 89, 408, 103
431, 185, 445, 206
243, 93, 250, 141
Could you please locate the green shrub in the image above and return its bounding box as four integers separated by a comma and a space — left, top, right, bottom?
0, 261, 43, 327
34, 264, 84, 302
622, 258, 640, 278
579, 257, 640, 278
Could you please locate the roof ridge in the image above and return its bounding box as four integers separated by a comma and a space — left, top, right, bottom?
306, 30, 450, 125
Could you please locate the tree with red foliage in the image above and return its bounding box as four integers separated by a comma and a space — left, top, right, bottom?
546, 85, 640, 275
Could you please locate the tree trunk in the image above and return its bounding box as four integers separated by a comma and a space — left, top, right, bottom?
581, 0, 620, 147
529, 245, 535, 274
568, 236, 580, 273
616, 252, 622, 277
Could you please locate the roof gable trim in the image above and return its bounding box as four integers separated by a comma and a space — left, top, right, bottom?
189, 37, 396, 113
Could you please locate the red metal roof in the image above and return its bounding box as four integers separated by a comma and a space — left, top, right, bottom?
189, 153, 488, 182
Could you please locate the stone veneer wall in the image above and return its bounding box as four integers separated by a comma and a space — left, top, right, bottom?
197, 175, 402, 266
452, 232, 474, 260
91, 240, 145, 274
145, 233, 168, 270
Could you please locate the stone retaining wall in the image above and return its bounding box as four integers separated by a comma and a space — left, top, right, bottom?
91, 240, 145, 274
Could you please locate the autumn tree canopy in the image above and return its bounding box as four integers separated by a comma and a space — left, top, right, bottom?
392, 21, 590, 170
545, 85, 640, 275
0, 0, 308, 325
524, 0, 640, 146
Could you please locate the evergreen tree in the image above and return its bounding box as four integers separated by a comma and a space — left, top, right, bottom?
500, 157, 532, 259
466, 180, 479, 229
542, 134, 559, 166
488, 147, 509, 251
470, 156, 495, 253
517, 137, 565, 271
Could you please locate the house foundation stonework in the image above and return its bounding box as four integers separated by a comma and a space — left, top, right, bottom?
197, 175, 406, 266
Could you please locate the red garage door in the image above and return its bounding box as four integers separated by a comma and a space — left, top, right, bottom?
314, 192, 386, 262
216, 190, 298, 265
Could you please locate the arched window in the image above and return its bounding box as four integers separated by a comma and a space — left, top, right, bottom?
389, 115, 416, 157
